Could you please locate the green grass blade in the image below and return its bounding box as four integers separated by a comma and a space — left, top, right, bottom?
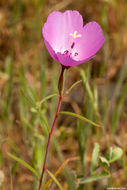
80, 69, 93, 102
64, 80, 82, 95
91, 143, 100, 174
45, 168, 64, 190
37, 93, 58, 107
79, 171, 110, 184
59, 112, 102, 128
8, 153, 40, 178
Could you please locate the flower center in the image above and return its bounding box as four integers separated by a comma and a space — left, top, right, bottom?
62, 31, 81, 58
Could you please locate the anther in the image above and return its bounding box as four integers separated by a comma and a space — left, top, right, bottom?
74, 52, 78, 56
63, 50, 69, 55
71, 42, 75, 49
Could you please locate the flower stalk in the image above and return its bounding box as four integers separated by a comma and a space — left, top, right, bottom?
38, 66, 65, 190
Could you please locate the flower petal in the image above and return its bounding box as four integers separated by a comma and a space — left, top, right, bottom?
74, 21, 105, 61
44, 39, 58, 61
57, 52, 81, 67
42, 10, 83, 53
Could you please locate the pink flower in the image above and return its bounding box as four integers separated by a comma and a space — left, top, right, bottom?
42, 10, 105, 68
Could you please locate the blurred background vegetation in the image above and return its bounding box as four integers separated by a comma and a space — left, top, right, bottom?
0, 0, 127, 189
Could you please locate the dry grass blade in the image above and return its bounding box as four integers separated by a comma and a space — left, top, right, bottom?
42, 157, 79, 190
48, 0, 73, 13
45, 168, 64, 190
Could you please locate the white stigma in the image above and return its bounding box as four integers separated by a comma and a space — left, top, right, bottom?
69, 31, 82, 39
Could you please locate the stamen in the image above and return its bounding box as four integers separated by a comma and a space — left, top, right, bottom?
69, 31, 82, 39
74, 52, 78, 56
71, 42, 75, 49
63, 50, 69, 55
63, 50, 78, 57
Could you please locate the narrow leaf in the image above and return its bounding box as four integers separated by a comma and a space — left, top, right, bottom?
45, 168, 64, 190
91, 143, 100, 174
109, 147, 113, 160
36, 93, 58, 108
80, 69, 93, 102
59, 111, 102, 128
8, 153, 40, 178
64, 80, 82, 95
79, 171, 110, 184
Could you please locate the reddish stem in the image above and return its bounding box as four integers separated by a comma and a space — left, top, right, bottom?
37, 66, 65, 190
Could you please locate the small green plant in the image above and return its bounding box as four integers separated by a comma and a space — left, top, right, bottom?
77, 144, 123, 185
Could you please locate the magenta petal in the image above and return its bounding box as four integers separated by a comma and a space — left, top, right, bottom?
42, 11, 105, 67
74, 21, 105, 61
57, 52, 81, 67
42, 10, 83, 53
44, 39, 58, 62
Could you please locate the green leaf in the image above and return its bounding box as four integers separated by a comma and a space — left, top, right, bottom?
99, 156, 110, 167
45, 168, 64, 190
8, 153, 40, 178
109, 147, 123, 163
109, 147, 113, 160
79, 171, 110, 184
59, 111, 102, 128
32, 145, 43, 169
36, 93, 58, 108
91, 143, 100, 174
80, 69, 93, 102
64, 80, 82, 95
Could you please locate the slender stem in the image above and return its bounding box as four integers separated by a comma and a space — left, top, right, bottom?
38, 66, 65, 190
